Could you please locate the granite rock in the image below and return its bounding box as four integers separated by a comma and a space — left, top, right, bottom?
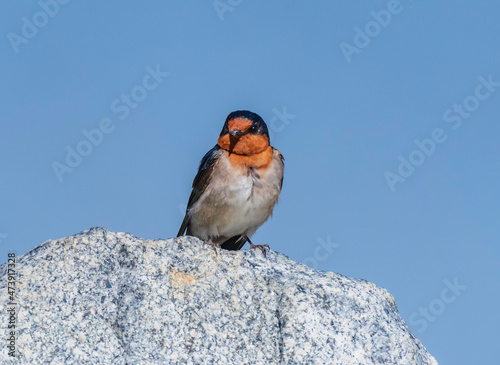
0, 228, 438, 364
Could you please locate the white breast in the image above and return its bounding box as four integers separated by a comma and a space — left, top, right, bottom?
188, 149, 283, 244
219, 171, 274, 237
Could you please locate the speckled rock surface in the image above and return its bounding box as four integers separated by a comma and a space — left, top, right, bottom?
0, 228, 438, 364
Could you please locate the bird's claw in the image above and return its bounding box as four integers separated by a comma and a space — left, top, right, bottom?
204, 239, 219, 249
249, 242, 270, 255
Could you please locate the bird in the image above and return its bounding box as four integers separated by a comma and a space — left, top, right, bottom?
177, 110, 284, 251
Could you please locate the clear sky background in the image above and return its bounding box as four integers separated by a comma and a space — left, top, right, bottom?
1, 1, 499, 363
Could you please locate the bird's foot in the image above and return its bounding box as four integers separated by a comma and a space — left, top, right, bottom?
204, 239, 220, 249
248, 238, 270, 255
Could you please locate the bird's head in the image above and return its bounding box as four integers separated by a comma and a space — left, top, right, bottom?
217, 110, 270, 155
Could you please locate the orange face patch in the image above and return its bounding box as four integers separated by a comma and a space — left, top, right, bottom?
217, 134, 269, 155
227, 117, 253, 132
228, 145, 273, 171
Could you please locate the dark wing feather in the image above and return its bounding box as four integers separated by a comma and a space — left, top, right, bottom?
177, 145, 221, 237
274, 148, 285, 190
177, 213, 191, 237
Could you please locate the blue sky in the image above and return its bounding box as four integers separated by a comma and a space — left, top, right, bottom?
2, 1, 499, 363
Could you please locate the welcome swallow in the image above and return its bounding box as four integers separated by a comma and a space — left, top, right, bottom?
177, 110, 284, 250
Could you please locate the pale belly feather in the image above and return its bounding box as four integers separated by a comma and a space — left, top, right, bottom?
188, 159, 281, 243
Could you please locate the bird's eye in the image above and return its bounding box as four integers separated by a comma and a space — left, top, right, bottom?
249, 125, 258, 133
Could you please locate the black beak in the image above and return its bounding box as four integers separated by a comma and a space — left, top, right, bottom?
230, 130, 244, 137
229, 130, 244, 151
